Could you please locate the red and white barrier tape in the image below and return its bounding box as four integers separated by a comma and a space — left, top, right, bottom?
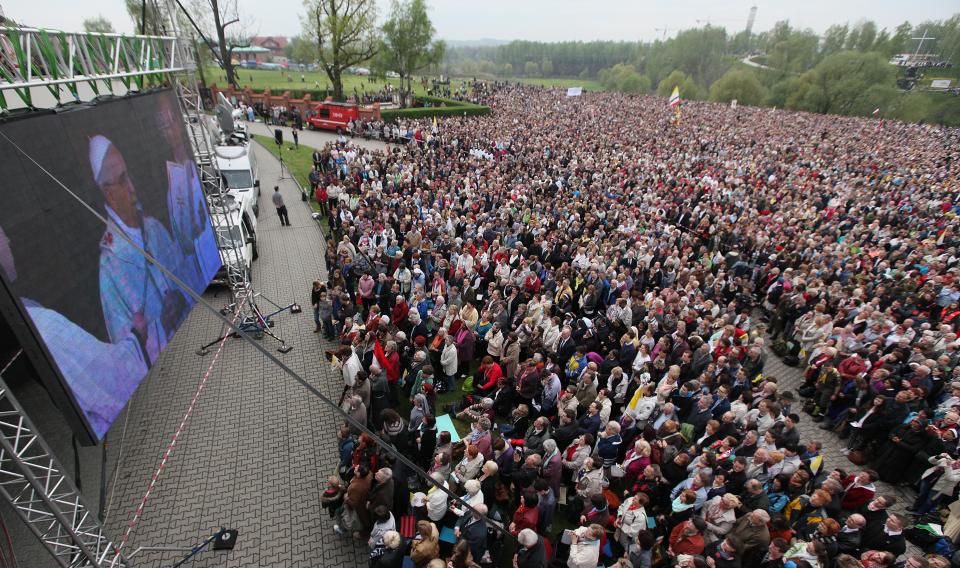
109, 300, 246, 566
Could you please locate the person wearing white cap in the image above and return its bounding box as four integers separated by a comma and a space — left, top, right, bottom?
91, 135, 188, 365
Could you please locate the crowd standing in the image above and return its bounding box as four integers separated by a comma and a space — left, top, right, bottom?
306, 82, 960, 568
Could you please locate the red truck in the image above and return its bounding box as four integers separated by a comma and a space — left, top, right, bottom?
306, 101, 361, 132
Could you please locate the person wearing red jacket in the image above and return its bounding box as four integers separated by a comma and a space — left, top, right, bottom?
669, 517, 707, 556
838, 352, 870, 381
374, 337, 401, 404
509, 492, 540, 536
841, 470, 878, 511
474, 356, 503, 395
391, 296, 409, 330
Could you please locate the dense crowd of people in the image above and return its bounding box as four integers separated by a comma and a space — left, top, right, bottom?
305, 82, 960, 568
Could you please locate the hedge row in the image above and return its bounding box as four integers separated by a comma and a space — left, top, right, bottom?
243, 88, 490, 121
381, 95, 490, 122
381, 105, 490, 121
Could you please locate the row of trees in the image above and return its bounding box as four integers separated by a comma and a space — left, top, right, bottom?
446, 15, 960, 124
644, 50, 956, 125
445, 16, 960, 89
87, 0, 443, 103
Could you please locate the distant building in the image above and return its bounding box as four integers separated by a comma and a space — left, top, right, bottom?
232, 45, 271, 64
250, 36, 289, 59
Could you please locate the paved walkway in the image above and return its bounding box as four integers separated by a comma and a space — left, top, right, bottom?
243, 118, 391, 152
740, 55, 773, 70
763, 341, 920, 556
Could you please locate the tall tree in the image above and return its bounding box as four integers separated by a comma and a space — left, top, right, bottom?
124, 0, 163, 35
378, 0, 444, 106
888, 22, 913, 56
83, 15, 115, 33
820, 24, 848, 59
793, 51, 895, 115
709, 69, 767, 106
285, 36, 316, 64
598, 63, 650, 93
853, 21, 878, 51
303, 0, 379, 100
656, 70, 703, 100
202, 0, 250, 88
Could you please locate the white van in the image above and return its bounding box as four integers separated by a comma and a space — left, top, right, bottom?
209, 199, 258, 286
214, 144, 261, 217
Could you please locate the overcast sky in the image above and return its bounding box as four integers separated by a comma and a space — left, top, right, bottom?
5, 0, 957, 42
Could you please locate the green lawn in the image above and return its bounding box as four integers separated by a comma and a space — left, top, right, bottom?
206, 68, 459, 96
252, 135, 316, 196
499, 76, 604, 91
206, 67, 604, 95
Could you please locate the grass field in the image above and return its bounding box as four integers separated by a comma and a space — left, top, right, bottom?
252, 134, 316, 195
206, 67, 604, 95
502, 76, 604, 90
206, 68, 454, 96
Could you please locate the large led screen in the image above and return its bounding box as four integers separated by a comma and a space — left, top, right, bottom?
0, 89, 221, 440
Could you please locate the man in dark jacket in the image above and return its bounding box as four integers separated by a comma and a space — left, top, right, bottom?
867, 513, 907, 557
515, 528, 547, 568
837, 513, 866, 556
455, 504, 489, 562
776, 414, 801, 448
366, 468, 395, 524
858, 495, 895, 551
740, 479, 771, 512
686, 395, 714, 437
553, 409, 581, 451
706, 534, 744, 568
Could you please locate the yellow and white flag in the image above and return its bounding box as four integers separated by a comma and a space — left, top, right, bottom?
668, 86, 681, 107
669, 86, 682, 126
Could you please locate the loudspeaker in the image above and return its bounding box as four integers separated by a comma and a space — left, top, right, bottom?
274, 129, 283, 146
213, 529, 238, 550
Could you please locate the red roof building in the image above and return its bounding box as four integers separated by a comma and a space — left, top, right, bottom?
250, 36, 289, 59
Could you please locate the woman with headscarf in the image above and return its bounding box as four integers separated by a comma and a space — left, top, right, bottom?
409, 393, 429, 431
416, 415, 437, 469
409, 520, 440, 567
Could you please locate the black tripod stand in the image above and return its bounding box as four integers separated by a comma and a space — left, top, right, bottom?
275, 129, 293, 182
196, 291, 299, 356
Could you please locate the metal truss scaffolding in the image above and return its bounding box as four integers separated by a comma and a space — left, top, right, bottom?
0, 353, 124, 567
0, 26, 184, 108
151, 0, 260, 325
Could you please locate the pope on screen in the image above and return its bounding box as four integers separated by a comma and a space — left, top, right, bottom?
91, 135, 191, 366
